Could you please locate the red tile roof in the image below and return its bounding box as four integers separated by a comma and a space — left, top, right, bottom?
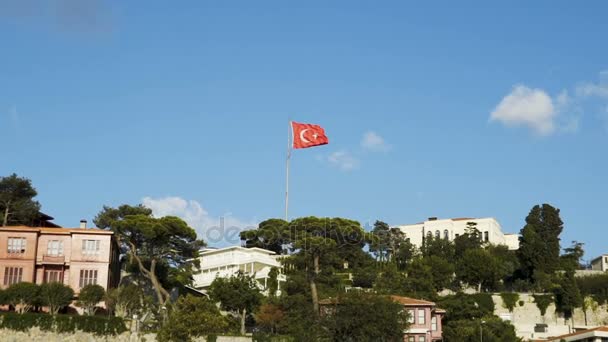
2, 225, 113, 235
545, 326, 608, 341
389, 295, 436, 306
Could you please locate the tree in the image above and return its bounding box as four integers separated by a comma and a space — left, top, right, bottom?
423, 255, 455, 292
94, 204, 205, 312
560, 241, 585, 272
405, 258, 436, 298
209, 272, 263, 335
287, 217, 366, 315
421, 234, 455, 261
105, 284, 144, 318
442, 317, 520, 342
533, 294, 553, 323
322, 292, 409, 342
457, 249, 502, 292
5, 282, 40, 314
240, 218, 290, 254
157, 295, 228, 342
267, 267, 280, 297
255, 303, 285, 334
518, 204, 564, 282
374, 264, 409, 295
0, 173, 41, 226
454, 222, 483, 260
553, 271, 582, 324
369, 220, 391, 262
500, 293, 520, 314
394, 238, 417, 270
77, 284, 106, 315
39, 282, 74, 315
352, 266, 378, 288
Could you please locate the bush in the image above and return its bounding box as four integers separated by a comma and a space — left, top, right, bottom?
0, 312, 127, 336
39, 282, 74, 315
533, 294, 553, 317
518, 300, 525, 307
500, 292, 520, 313
77, 284, 106, 316
471, 293, 495, 314
4, 282, 40, 314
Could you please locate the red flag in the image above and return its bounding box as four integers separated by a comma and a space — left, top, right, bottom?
291, 121, 329, 149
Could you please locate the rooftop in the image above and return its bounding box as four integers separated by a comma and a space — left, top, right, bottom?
199, 245, 276, 256
1, 225, 113, 235
542, 326, 608, 341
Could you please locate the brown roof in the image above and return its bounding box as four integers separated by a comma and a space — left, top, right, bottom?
319, 295, 440, 308
389, 295, 436, 306
546, 326, 608, 341
2, 225, 113, 235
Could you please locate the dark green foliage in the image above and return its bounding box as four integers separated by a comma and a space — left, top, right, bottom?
321, 292, 409, 342
438, 293, 492, 322
422, 234, 455, 261
0, 312, 126, 335
39, 282, 74, 315
405, 258, 436, 299
94, 204, 205, 308
77, 284, 105, 315
577, 274, 608, 305
443, 317, 520, 342
517, 204, 564, 283
369, 220, 391, 262
553, 271, 582, 320
240, 219, 290, 254
457, 249, 504, 292
374, 264, 409, 295
209, 272, 263, 335
533, 294, 553, 316
105, 284, 144, 318
423, 255, 455, 291
4, 282, 40, 314
454, 222, 483, 260
471, 293, 496, 314
267, 267, 280, 297
560, 241, 585, 271
352, 266, 377, 288
393, 238, 417, 270
500, 293, 520, 313
0, 173, 41, 226
157, 295, 229, 342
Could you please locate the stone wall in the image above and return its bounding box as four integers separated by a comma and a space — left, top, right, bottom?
491, 293, 608, 340
0, 328, 253, 342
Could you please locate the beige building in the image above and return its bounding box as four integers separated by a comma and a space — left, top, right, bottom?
590, 254, 608, 272
0, 224, 120, 294
397, 217, 520, 250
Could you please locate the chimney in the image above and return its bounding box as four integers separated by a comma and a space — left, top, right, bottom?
80, 219, 87, 229
428, 217, 438, 221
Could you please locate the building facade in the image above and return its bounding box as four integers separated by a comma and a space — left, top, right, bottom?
0, 225, 120, 293
192, 246, 286, 295
397, 217, 519, 250
590, 254, 608, 272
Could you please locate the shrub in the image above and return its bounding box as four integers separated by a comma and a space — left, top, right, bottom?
533, 294, 553, 317
518, 300, 525, 307
77, 284, 106, 316
471, 293, 495, 314
0, 312, 126, 335
39, 282, 74, 315
4, 282, 40, 314
500, 292, 520, 313
157, 295, 229, 342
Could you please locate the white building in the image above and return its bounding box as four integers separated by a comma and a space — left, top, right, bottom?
192, 246, 286, 295
590, 254, 608, 272
396, 217, 519, 250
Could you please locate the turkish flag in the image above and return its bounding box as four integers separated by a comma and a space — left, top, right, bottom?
291, 121, 329, 149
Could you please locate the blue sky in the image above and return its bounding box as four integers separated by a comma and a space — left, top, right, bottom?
1, 1, 607, 260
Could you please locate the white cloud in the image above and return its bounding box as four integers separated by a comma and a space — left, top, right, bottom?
141, 196, 257, 246
490, 85, 557, 135
361, 131, 391, 152
327, 151, 360, 171
576, 70, 608, 98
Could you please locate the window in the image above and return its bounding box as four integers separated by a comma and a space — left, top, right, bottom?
7, 238, 26, 254
418, 309, 425, 324
426, 231, 432, 238
3, 267, 23, 285
408, 337, 415, 342
82, 240, 100, 255
484, 231, 489, 242
44, 270, 63, 283
408, 310, 415, 323
455, 233, 460, 238
431, 316, 437, 331
443, 229, 449, 239
419, 337, 426, 342
435, 230, 440, 239
79, 269, 98, 287
47, 240, 64, 256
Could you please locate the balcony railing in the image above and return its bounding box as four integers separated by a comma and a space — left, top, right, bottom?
42, 255, 65, 264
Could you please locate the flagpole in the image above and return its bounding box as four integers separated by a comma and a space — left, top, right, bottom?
285, 120, 292, 221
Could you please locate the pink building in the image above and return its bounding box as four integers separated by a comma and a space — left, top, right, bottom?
319, 295, 444, 342
0, 225, 120, 294
390, 296, 445, 342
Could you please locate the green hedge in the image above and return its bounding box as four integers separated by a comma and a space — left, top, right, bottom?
252, 333, 295, 342
0, 312, 127, 336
